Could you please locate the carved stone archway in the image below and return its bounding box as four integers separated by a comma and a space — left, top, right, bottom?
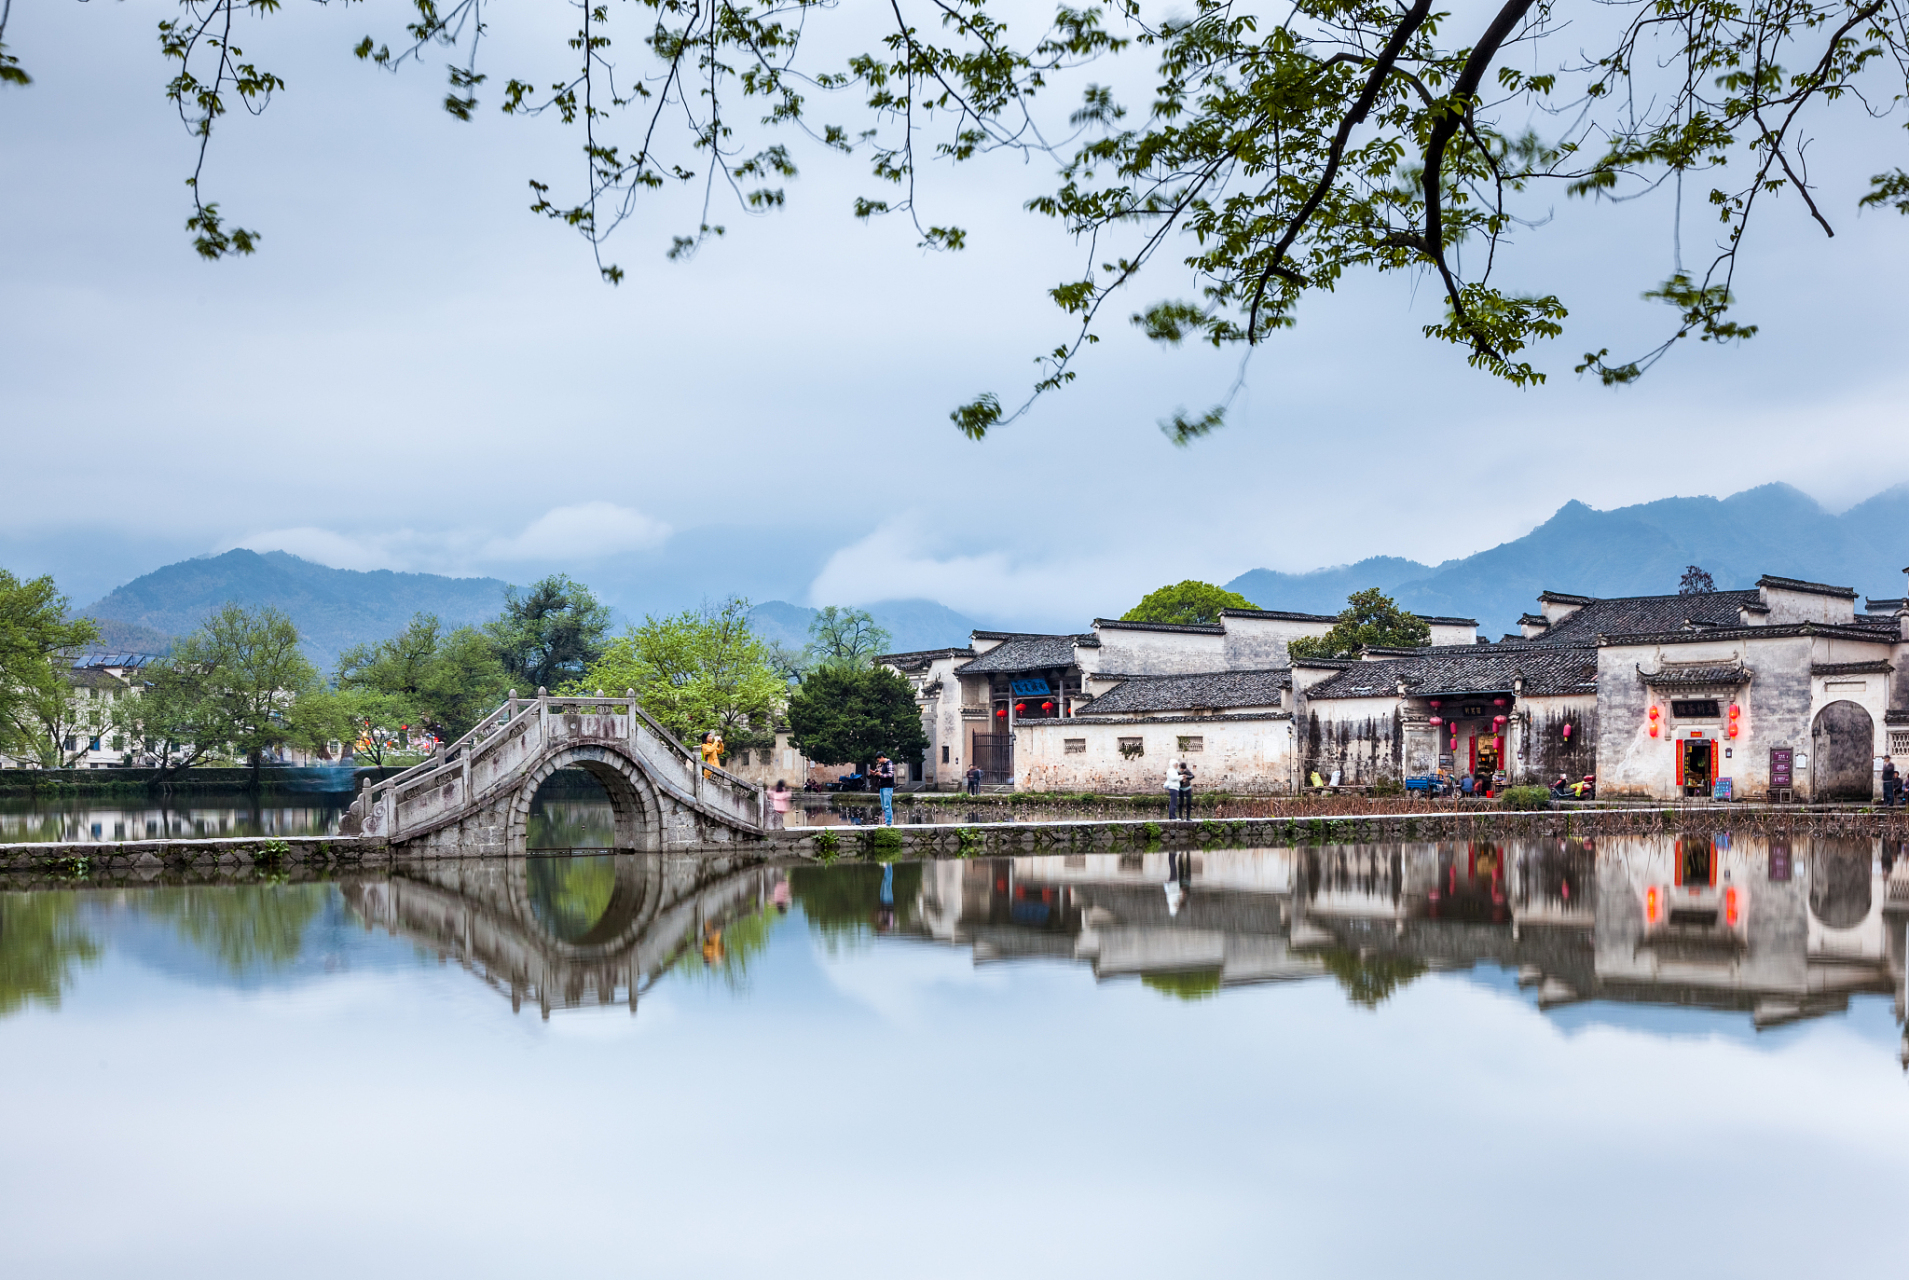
506, 744, 666, 852
1810, 700, 1875, 801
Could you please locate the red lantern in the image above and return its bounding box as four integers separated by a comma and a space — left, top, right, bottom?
1562, 722, 1573, 740
1493, 714, 1508, 727
995, 708, 1006, 718
1041, 701, 1054, 712
1428, 715, 1442, 727
1429, 699, 1441, 709
1493, 698, 1507, 707
1015, 702, 1026, 714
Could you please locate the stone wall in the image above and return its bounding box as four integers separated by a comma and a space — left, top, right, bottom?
1301, 705, 1403, 784
1013, 715, 1294, 793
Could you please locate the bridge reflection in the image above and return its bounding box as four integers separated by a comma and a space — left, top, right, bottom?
341, 853, 783, 1018
906, 836, 1909, 1053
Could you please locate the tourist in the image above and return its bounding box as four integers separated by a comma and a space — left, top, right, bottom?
1165, 758, 1183, 820
1179, 761, 1195, 818
966, 763, 982, 795
875, 753, 896, 825
699, 731, 723, 778
1884, 755, 1899, 806
770, 779, 791, 828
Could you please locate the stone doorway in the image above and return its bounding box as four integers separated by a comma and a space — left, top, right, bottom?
1810, 701, 1875, 801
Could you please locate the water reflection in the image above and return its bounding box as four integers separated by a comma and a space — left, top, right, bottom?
0, 796, 349, 842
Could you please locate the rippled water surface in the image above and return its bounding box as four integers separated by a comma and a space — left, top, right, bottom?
4, 835, 1906, 1278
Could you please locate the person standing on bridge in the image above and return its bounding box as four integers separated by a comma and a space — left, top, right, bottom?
699, 731, 723, 779
875, 753, 897, 826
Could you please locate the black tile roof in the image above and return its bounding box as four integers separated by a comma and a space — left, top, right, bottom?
1078, 668, 1291, 715
875, 647, 975, 671
956, 634, 1091, 674
1304, 644, 1598, 700
1812, 660, 1894, 676
1217, 607, 1339, 624
1091, 618, 1227, 635
1638, 663, 1752, 688
1417, 615, 1481, 627
1757, 574, 1858, 599
1532, 590, 1764, 644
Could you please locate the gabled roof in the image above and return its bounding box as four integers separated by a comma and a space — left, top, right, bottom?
1078, 668, 1290, 715
875, 647, 975, 672
956, 634, 1091, 674
1531, 590, 1764, 643
1757, 574, 1858, 599
1303, 644, 1598, 700
1092, 618, 1226, 635
1217, 607, 1339, 624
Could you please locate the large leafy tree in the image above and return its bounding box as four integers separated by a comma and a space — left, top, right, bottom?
786, 664, 931, 769
0, 571, 99, 766
1122, 580, 1259, 626
487, 575, 612, 693
114, 604, 328, 781
8, 0, 1905, 427
1287, 588, 1431, 659
803, 606, 894, 670
335, 612, 509, 740
577, 596, 785, 752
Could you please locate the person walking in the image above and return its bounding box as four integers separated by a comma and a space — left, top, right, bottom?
770, 779, 791, 829
966, 763, 982, 795
875, 753, 897, 826
1164, 758, 1183, 820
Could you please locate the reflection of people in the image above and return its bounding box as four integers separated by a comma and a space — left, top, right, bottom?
1164, 850, 1193, 916
770, 779, 791, 828
772, 878, 792, 914
875, 863, 896, 932
875, 753, 896, 826
701, 922, 724, 966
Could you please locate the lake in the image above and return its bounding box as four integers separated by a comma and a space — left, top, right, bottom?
2, 835, 1905, 1278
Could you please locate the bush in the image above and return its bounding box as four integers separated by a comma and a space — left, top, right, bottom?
1499, 786, 1552, 811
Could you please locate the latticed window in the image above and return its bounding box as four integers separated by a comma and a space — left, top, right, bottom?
1891, 731, 1909, 756
1178, 736, 1205, 752
1064, 738, 1086, 754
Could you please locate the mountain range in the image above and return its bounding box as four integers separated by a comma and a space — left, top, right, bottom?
82, 550, 509, 671
1228, 482, 1909, 636
70, 482, 1909, 669
746, 599, 985, 653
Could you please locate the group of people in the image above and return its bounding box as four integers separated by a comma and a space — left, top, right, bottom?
1884, 755, 1902, 806
1164, 758, 1197, 820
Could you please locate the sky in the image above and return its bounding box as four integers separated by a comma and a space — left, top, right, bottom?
4, 1, 1908, 630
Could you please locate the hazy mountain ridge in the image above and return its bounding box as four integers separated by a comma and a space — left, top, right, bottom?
83, 550, 509, 671
1228, 483, 1909, 637
747, 599, 985, 653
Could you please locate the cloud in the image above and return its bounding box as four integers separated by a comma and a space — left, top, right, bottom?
480, 502, 670, 562
806, 519, 1195, 627
224, 503, 670, 575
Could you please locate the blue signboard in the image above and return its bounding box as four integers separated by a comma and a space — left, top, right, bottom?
1712, 778, 1734, 802
1009, 678, 1053, 697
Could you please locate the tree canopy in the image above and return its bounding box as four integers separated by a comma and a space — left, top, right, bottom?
334, 612, 509, 743
487, 575, 612, 692
786, 664, 930, 769
0, 571, 100, 766
803, 606, 894, 670
1680, 565, 1718, 594
1122, 580, 1259, 626
578, 596, 785, 750
7, 0, 1904, 433
1287, 588, 1431, 659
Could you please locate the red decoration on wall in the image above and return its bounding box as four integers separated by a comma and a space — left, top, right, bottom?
996, 708, 1006, 718
1015, 702, 1026, 714
1041, 701, 1054, 712
1428, 715, 1442, 727
1562, 722, 1573, 740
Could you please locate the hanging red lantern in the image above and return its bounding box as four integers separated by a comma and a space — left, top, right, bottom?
1015, 702, 1026, 714
1041, 701, 1054, 712
1428, 715, 1442, 727
1493, 714, 1508, 727
1493, 698, 1507, 707
1562, 722, 1573, 740
1429, 699, 1441, 709
995, 708, 1007, 718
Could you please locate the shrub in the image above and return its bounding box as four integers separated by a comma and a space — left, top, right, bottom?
1499, 786, 1552, 811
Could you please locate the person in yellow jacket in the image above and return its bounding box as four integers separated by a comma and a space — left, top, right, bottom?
699, 731, 724, 778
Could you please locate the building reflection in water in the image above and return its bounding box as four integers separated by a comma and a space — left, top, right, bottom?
334, 836, 1909, 1059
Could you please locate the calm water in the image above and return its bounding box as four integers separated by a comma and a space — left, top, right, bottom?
3, 836, 1906, 1278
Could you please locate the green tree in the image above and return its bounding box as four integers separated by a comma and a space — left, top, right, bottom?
577, 597, 784, 752
802, 606, 893, 670
19, 0, 1900, 417
1287, 589, 1432, 661
786, 664, 929, 770
0, 571, 99, 765
487, 575, 612, 693
114, 604, 325, 783
335, 613, 509, 740
1122, 581, 1259, 627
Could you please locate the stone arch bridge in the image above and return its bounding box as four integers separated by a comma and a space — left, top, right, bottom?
340, 692, 766, 853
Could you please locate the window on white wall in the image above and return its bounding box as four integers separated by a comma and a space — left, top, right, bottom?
1177, 736, 1204, 752
1064, 738, 1086, 754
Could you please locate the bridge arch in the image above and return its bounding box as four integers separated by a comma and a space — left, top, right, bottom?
509, 744, 666, 853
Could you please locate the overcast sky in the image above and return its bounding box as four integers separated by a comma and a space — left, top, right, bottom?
4, 1, 1907, 628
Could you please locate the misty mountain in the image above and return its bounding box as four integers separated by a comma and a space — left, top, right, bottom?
83, 550, 509, 672
748, 598, 985, 653
1227, 483, 1909, 638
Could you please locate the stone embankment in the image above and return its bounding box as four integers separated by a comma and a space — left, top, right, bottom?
4, 802, 1901, 889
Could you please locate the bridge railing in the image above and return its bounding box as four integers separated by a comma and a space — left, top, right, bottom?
348, 690, 765, 841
